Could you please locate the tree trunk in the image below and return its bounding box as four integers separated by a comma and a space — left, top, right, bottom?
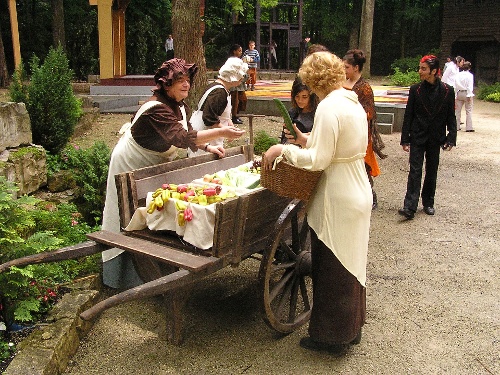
51, 0, 66, 50
0, 27, 9, 87
349, 0, 363, 49
359, 0, 375, 77
172, 0, 208, 109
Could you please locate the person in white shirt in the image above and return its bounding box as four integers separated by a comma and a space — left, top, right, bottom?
441, 55, 464, 89
454, 61, 475, 132
165, 34, 174, 60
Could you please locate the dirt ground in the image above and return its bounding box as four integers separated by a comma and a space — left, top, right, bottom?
57, 98, 500, 375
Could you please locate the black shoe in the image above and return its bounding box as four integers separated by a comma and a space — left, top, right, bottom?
423, 206, 435, 215
350, 330, 362, 345
299, 337, 347, 355
232, 117, 243, 124
466, 129, 475, 132
398, 207, 415, 220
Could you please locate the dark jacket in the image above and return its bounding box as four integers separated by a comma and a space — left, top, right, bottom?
401, 79, 457, 147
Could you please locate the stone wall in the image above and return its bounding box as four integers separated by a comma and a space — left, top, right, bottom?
0, 102, 47, 197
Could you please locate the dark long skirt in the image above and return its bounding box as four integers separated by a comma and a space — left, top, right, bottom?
308, 229, 366, 345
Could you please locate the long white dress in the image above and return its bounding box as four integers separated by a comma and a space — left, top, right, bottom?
280, 88, 372, 286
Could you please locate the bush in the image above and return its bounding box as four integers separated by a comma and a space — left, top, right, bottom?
47, 142, 111, 226
0, 176, 99, 332
390, 56, 421, 74
477, 82, 500, 101
389, 67, 420, 86
253, 130, 279, 155
9, 46, 83, 154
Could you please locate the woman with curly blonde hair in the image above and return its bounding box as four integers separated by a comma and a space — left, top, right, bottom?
263, 51, 372, 355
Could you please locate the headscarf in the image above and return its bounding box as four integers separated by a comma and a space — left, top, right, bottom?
218, 57, 248, 82
153, 58, 198, 91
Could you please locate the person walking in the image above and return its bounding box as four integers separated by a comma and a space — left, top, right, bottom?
454, 61, 475, 132
263, 51, 372, 355
398, 55, 457, 220
242, 40, 260, 91
165, 34, 174, 60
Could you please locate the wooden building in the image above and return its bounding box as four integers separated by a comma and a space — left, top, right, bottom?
439, 0, 500, 84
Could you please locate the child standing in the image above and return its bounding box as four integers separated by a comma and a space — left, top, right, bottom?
242, 40, 260, 91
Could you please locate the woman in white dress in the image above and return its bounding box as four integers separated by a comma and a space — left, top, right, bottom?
263, 51, 372, 354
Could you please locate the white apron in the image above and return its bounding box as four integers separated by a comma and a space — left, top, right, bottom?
188, 84, 231, 157
102, 101, 188, 262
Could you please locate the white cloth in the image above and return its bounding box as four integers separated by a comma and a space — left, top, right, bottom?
188, 84, 231, 157
441, 63, 459, 88
280, 88, 372, 286
125, 193, 217, 250
101, 101, 187, 262
454, 70, 474, 98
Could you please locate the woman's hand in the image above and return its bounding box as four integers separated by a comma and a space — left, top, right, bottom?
262, 144, 284, 171
207, 144, 225, 157
284, 123, 308, 148
222, 125, 245, 140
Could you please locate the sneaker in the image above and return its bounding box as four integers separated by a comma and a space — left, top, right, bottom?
423, 206, 435, 215
232, 117, 243, 125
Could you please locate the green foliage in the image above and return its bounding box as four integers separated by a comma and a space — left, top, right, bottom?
390, 57, 421, 74
477, 82, 500, 101
389, 67, 420, 86
27, 46, 83, 154
485, 93, 500, 103
253, 130, 279, 155
47, 142, 111, 226
0, 176, 99, 329
8, 62, 28, 104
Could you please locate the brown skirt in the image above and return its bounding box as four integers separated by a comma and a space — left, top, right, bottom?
308, 228, 366, 345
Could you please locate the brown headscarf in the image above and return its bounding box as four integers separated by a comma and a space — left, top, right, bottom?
153, 58, 198, 91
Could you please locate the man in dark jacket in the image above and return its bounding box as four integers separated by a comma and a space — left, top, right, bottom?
399, 55, 457, 220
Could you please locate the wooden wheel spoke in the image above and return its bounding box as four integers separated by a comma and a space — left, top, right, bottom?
280, 240, 299, 260
299, 278, 311, 311
276, 275, 294, 318
288, 275, 300, 322
269, 269, 293, 302
271, 261, 296, 272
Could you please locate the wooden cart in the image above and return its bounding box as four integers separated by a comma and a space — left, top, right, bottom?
0, 145, 312, 345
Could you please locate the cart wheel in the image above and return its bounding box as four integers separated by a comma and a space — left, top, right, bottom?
259, 199, 313, 334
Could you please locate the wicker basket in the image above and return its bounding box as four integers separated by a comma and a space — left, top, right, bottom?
260, 157, 323, 201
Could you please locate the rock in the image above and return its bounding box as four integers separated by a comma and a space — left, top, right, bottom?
47, 170, 77, 192
0, 102, 32, 153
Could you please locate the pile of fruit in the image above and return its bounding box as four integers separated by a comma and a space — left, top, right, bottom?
147, 183, 238, 214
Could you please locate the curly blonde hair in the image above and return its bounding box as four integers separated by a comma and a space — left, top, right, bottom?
298, 52, 345, 95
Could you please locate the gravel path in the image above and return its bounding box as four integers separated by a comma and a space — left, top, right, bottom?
64, 100, 499, 375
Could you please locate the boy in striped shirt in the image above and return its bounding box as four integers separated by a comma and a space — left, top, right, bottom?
242, 40, 260, 91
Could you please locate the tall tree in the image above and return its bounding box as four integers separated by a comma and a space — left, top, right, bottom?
359, 0, 375, 77
172, 0, 208, 108
51, 0, 66, 50
0, 27, 9, 87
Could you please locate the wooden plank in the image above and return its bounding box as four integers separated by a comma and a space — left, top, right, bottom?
86, 230, 219, 272
0, 241, 106, 273
131, 145, 252, 180
133, 154, 247, 199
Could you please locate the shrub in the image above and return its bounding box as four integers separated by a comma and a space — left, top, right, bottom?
390, 56, 420, 74
389, 67, 420, 86
47, 142, 111, 226
253, 130, 279, 155
0, 177, 99, 330
477, 82, 500, 101
9, 46, 83, 154
8, 62, 28, 104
